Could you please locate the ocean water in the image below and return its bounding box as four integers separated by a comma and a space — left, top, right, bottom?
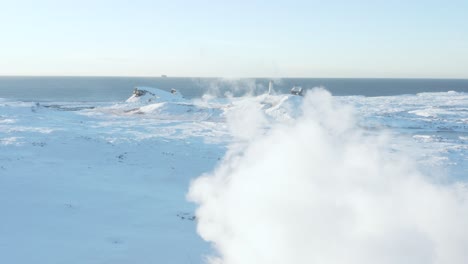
0, 76, 468, 101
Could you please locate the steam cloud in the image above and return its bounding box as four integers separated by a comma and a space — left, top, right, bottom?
197, 78, 267, 97
188, 89, 468, 264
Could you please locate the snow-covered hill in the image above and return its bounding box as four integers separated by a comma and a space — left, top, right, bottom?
0, 88, 467, 263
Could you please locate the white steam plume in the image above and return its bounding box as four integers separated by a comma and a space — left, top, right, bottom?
198, 78, 268, 97
188, 89, 468, 264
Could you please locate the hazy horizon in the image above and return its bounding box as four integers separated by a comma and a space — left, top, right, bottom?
1, 1, 467, 78
1, 75, 468, 80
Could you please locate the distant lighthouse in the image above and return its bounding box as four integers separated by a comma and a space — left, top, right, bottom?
268, 80, 273, 95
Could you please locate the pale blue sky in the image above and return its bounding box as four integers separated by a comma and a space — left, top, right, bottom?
0, 0, 467, 78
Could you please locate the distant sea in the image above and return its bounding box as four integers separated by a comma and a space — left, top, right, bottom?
0, 76, 467, 102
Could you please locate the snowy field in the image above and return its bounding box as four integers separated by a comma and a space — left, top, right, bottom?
1, 88, 467, 263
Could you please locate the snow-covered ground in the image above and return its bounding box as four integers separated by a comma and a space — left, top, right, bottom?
0, 88, 467, 263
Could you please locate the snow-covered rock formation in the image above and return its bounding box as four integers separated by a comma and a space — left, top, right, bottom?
126, 87, 185, 104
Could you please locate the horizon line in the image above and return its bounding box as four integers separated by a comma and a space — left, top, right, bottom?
0, 75, 468, 80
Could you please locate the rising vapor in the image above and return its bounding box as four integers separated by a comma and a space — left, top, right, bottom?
188, 89, 468, 264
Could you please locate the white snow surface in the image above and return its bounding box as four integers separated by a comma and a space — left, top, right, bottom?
0, 88, 467, 263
